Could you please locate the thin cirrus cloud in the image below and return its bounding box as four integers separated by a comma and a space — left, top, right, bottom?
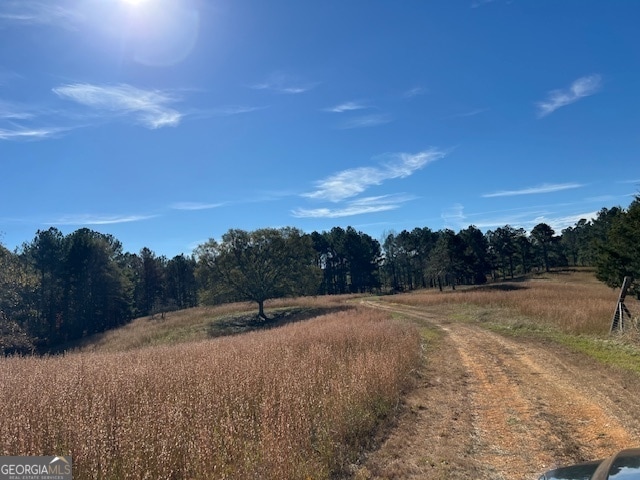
0, 107, 34, 120
403, 86, 426, 98
50, 213, 158, 226
449, 204, 599, 233
0, 100, 70, 141
0, 126, 64, 140
170, 202, 225, 211
324, 101, 368, 113
478, 210, 600, 233
210, 105, 266, 116
441, 203, 467, 227
482, 182, 584, 198
536, 74, 602, 117
471, 0, 497, 8
448, 108, 489, 119
339, 114, 392, 130
292, 194, 415, 219
303, 149, 447, 203
294, 149, 446, 218
53, 83, 183, 129
0, 1, 82, 27
538, 211, 600, 232
250, 73, 317, 94
0, 70, 22, 86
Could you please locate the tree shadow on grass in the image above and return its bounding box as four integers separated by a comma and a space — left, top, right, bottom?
461, 278, 529, 293
478, 283, 528, 292
207, 306, 351, 338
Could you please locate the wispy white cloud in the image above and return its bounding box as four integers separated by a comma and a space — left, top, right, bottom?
171, 202, 225, 211
1, 112, 35, 120
444, 202, 601, 234
482, 182, 584, 198
440, 203, 570, 232
471, 0, 497, 8
294, 149, 446, 218
403, 86, 426, 98
0, 69, 22, 86
459, 211, 542, 230
0, 98, 73, 140
304, 166, 376, 201
251, 189, 299, 200
353, 194, 417, 206
50, 214, 158, 225
324, 101, 368, 113
210, 105, 266, 116
0, 126, 64, 140
0, 98, 59, 122
250, 73, 317, 94
292, 194, 415, 218
536, 74, 602, 117
441, 203, 467, 227
291, 205, 394, 219
0, 102, 35, 121
0, 1, 82, 28
527, 211, 600, 233
303, 149, 446, 203
448, 108, 489, 118
339, 114, 392, 129
584, 194, 617, 204
53, 83, 183, 129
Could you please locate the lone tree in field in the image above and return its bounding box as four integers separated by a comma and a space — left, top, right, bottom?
196, 227, 321, 319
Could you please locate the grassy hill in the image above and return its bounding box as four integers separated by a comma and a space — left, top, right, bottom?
71, 294, 363, 353
1, 301, 419, 479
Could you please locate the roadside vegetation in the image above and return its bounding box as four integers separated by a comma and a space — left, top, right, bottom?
384, 269, 618, 334
379, 268, 640, 373
0, 307, 420, 479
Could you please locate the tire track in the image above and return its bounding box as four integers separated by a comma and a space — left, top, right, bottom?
359, 301, 640, 479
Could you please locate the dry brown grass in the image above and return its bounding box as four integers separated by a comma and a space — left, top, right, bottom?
76, 295, 364, 353
385, 269, 640, 335
0, 307, 420, 479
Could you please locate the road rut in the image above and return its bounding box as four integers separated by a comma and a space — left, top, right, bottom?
359, 301, 640, 480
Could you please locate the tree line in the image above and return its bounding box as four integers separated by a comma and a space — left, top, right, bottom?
0, 228, 198, 353
1, 197, 639, 354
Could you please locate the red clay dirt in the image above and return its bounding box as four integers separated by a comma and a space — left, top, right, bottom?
355, 301, 640, 480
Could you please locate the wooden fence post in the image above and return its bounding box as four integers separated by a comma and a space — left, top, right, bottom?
610, 276, 633, 333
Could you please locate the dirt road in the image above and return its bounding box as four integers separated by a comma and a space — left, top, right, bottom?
358, 301, 640, 480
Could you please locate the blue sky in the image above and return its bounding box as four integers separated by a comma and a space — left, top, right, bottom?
1, 0, 639, 258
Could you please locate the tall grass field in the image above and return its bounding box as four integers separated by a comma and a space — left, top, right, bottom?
0, 308, 420, 479
387, 269, 640, 335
